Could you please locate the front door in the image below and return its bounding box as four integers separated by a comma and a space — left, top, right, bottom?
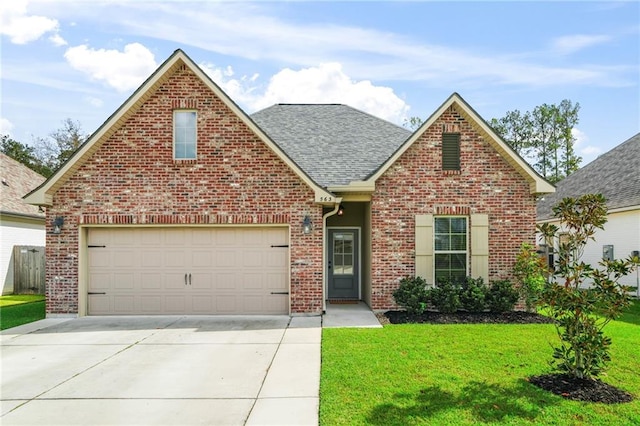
328, 229, 359, 299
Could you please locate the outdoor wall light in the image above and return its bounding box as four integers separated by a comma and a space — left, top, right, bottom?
337, 204, 345, 216
302, 215, 313, 234
52, 216, 64, 234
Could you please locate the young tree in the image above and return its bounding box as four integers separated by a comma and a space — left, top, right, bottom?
537, 194, 639, 379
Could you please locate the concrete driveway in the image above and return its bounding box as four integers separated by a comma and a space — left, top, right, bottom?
0, 315, 321, 425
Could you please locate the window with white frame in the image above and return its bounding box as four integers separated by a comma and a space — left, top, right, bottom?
434, 216, 468, 284
173, 110, 197, 159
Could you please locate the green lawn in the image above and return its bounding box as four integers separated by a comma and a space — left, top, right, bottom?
0, 294, 45, 330
320, 301, 640, 425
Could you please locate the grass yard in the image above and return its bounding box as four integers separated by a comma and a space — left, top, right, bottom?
0, 294, 45, 330
320, 301, 640, 425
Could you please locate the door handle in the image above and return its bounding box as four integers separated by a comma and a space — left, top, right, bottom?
184, 273, 187, 286
188, 273, 192, 286
328, 260, 332, 270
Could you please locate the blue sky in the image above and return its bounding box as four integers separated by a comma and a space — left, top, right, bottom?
1, 1, 638, 167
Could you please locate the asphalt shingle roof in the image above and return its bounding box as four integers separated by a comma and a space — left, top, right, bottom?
0, 153, 46, 218
537, 133, 640, 220
250, 104, 411, 187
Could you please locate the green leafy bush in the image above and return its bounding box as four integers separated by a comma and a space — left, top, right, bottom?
429, 279, 461, 314
459, 277, 488, 312
513, 243, 547, 312
392, 276, 429, 315
486, 280, 519, 313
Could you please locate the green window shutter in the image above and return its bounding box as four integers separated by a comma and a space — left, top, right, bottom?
442, 133, 460, 170
415, 214, 434, 285
470, 214, 489, 282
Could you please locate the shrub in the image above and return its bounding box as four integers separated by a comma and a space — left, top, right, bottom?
459, 277, 488, 312
429, 279, 461, 314
392, 276, 429, 315
513, 243, 547, 312
486, 280, 519, 313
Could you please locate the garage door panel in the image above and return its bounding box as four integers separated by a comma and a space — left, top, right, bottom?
113, 273, 135, 290
88, 295, 110, 315
141, 296, 162, 313
141, 251, 163, 268
191, 250, 212, 268
89, 273, 110, 291
192, 295, 214, 313
164, 272, 188, 289
141, 273, 162, 289
88, 227, 289, 315
266, 272, 286, 290
164, 250, 185, 268
113, 295, 135, 313
191, 272, 214, 290
216, 295, 237, 314
215, 250, 237, 267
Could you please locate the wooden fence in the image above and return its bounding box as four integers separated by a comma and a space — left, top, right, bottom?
12, 246, 45, 294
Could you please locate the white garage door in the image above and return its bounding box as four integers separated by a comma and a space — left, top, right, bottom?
87, 227, 289, 315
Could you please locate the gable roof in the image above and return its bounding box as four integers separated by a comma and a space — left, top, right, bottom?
23, 49, 334, 207
367, 93, 555, 195
537, 133, 640, 221
0, 153, 46, 220
251, 104, 411, 187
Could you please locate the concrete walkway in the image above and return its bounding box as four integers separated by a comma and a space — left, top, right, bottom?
322, 302, 383, 328
1, 305, 380, 425
1, 315, 321, 425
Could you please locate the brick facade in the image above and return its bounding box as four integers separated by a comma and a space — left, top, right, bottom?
45, 65, 323, 315
369, 105, 536, 310
42, 53, 543, 316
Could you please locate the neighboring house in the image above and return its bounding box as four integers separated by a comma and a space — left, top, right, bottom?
24, 49, 554, 317
1, 153, 46, 294
537, 133, 640, 292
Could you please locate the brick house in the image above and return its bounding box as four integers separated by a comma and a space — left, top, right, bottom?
25, 49, 554, 317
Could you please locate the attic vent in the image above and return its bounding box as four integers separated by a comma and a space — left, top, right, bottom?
442, 133, 461, 171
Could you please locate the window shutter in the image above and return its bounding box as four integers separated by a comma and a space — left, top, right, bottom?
470, 214, 489, 282
442, 133, 460, 170
415, 214, 434, 285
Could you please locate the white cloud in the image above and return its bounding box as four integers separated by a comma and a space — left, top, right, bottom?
85, 96, 104, 108
0, 1, 63, 44
49, 32, 67, 47
256, 63, 409, 123
199, 62, 410, 124
572, 128, 602, 165
552, 34, 612, 55
64, 43, 158, 92
0, 117, 15, 136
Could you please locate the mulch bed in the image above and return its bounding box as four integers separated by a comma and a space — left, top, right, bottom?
376, 310, 635, 403
528, 374, 634, 404
376, 310, 555, 325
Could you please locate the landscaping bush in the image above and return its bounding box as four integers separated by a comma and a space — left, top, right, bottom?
486, 280, 519, 313
514, 242, 547, 312
392, 276, 429, 315
429, 279, 461, 313
459, 277, 488, 312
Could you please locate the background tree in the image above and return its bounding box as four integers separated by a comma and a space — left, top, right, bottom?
1, 135, 52, 177
492, 100, 581, 184
488, 109, 533, 158
34, 118, 88, 173
403, 116, 423, 131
